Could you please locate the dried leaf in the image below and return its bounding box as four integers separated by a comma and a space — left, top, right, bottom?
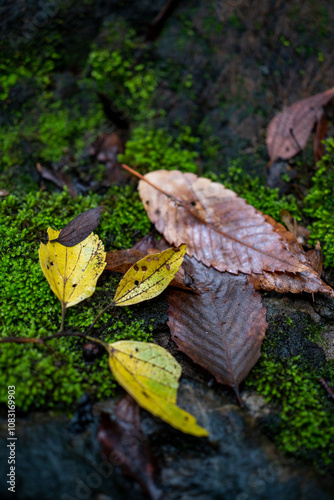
138, 169, 312, 275
306, 241, 323, 276
36, 162, 77, 198
50, 207, 102, 247
167, 257, 267, 395
107, 341, 208, 437
247, 269, 333, 296
0, 189, 9, 197
266, 87, 334, 162
113, 245, 187, 306
39, 227, 106, 309
280, 209, 310, 245
97, 396, 162, 500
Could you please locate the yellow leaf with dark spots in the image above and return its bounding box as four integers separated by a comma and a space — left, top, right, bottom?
108, 340, 208, 437
113, 244, 186, 306
39, 227, 106, 309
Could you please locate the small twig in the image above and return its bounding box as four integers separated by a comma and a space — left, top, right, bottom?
319, 377, 334, 402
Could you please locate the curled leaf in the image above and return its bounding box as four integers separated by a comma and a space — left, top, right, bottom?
39, 227, 106, 309
107, 340, 208, 437
50, 206, 103, 247
113, 245, 186, 306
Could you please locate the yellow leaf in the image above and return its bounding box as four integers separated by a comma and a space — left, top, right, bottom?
39, 227, 106, 309
108, 340, 208, 437
113, 244, 186, 306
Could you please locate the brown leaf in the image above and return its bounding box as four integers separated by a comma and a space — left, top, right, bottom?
307, 241, 323, 276
266, 87, 334, 162
138, 169, 313, 275
280, 209, 310, 245
50, 207, 102, 246
97, 395, 161, 500
0, 189, 9, 197
247, 269, 333, 296
313, 112, 328, 163
36, 163, 77, 198
105, 247, 197, 292
167, 256, 267, 396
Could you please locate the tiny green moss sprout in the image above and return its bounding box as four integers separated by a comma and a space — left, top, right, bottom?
119, 125, 199, 174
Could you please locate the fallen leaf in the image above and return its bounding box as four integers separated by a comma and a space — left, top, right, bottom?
306, 241, 323, 276
39, 227, 106, 309
50, 207, 103, 247
138, 169, 313, 275
247, 269, 333, 296
36, 162, 77, 198
0, 189, 9, 196
280, 209, 310, 245
167, 256, 267, 396
113, 245, 187, 306
107, 340, 208, 437
97, 395, 162, 500
106, 247, 196, 292
266, 87, 334, 162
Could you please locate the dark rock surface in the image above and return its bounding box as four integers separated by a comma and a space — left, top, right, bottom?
1, 376, 334, 500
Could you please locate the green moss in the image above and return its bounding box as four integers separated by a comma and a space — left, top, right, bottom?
0, 18, 159, 177
0, 186, 154, 411
247, 312, 334, 472
119, 125, 199, 174
304, 137, 334, 267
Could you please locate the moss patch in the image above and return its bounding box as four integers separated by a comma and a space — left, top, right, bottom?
246, 308, 334, 472
304, 138, 334, 267
0, 186, 159, 412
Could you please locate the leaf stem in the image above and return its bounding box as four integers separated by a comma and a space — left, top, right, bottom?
61, 302, 66, 332
84, 302, 115, 334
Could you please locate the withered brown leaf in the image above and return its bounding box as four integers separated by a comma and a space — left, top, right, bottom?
50, 206, 102, 247
97, 395, 161, 500
138, 170, 313, 275
167, 257, 267, 396
266, 87, 334, 162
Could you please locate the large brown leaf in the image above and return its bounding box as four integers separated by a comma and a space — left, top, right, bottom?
266, 87, 334, 162
167, 256, 267, 396
138, 169, 312, 275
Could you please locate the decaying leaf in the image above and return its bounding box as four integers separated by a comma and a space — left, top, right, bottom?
0, 189, 9, 197
266, 87, 334, 162
107, 340, 208, 437
106, 247, 196, 292
97, 396, 162, 500
50, 207, 103, 247
280, 209, 310, 245
39, 227, 106, 309
36, 162, 77, 198
307, 241, 323, 276
138, 169, 312, 275
113, 244, 187, 306
168, 257, 267, 396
